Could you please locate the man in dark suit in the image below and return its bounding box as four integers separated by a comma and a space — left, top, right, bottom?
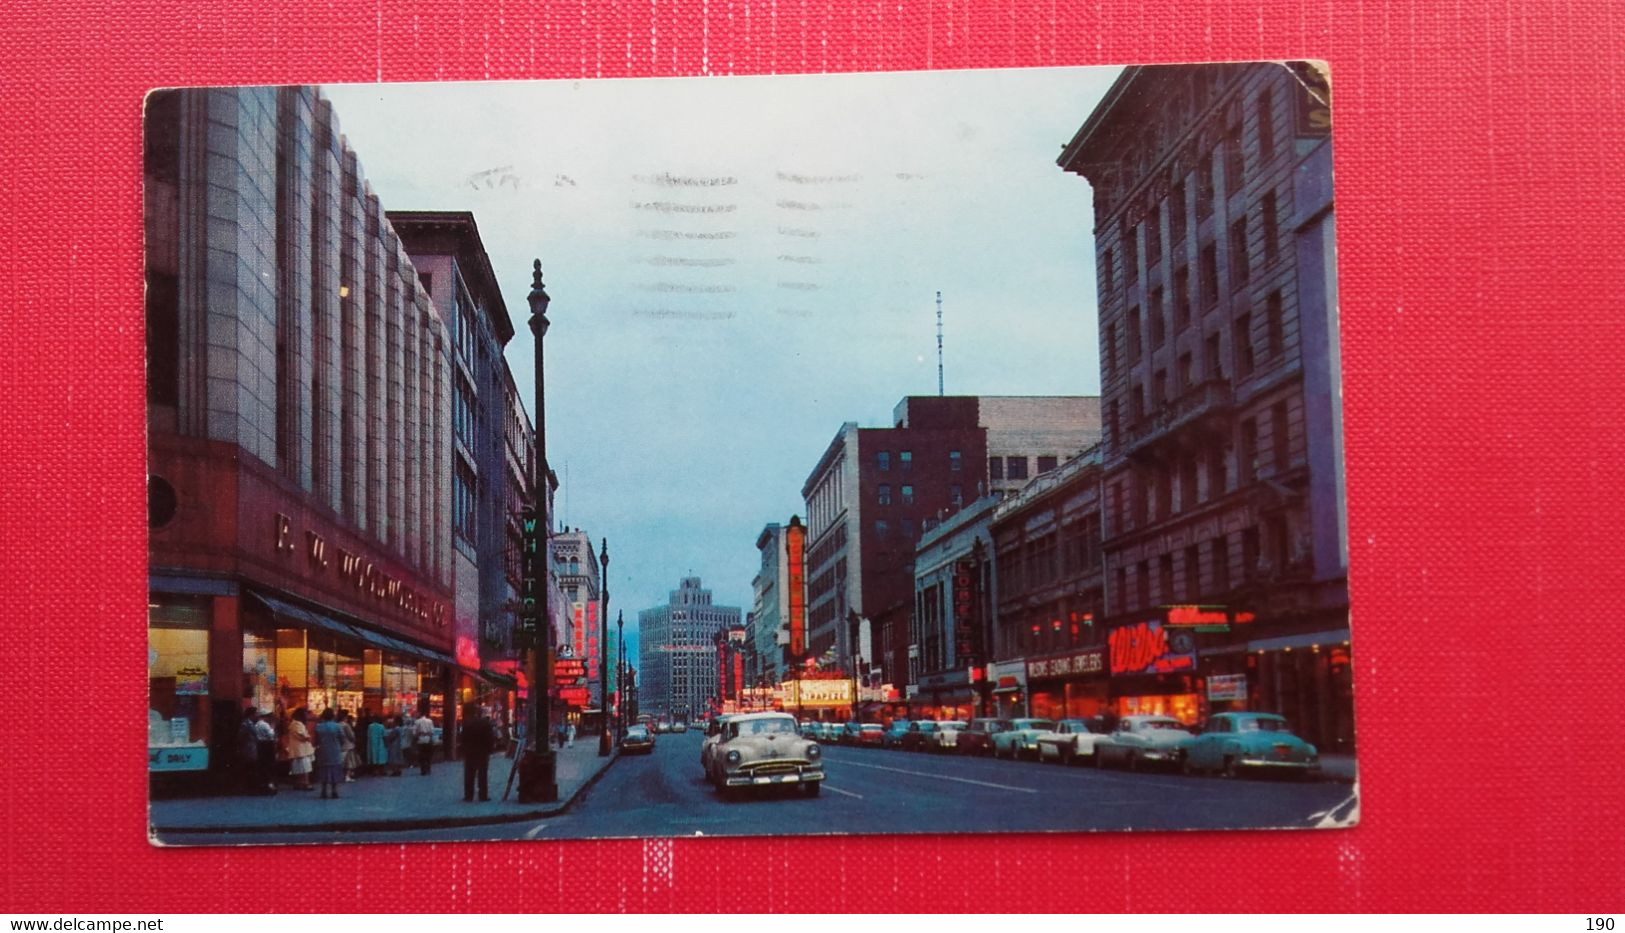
459, 703, 497, 802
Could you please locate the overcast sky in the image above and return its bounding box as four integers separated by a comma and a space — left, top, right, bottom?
323, 66, 1119, 662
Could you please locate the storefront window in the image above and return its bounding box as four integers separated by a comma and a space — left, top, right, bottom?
242, 625, 278, 715
149, 596, 211, 771
1118, 692, 1201, 724
306, 631, 364, 715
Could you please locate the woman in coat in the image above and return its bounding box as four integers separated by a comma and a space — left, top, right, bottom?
383, 715, 406, 776
313, 707, 345, 799
367, 714, 387, 776
338, 710, 359, 783
285, 708, 315, 791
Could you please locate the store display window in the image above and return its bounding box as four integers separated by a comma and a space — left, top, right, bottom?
148, 596, 211, 771
1118, 692, 1200, 724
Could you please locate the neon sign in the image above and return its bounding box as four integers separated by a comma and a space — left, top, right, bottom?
1109, 621, 1196, 675
786, 516, 807, 659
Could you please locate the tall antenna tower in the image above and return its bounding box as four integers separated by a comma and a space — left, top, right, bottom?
936, 290, 944, 396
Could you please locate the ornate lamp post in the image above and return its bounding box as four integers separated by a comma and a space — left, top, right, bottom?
518, 260, 558, 803
598, 538, 612, 756
615, 610, 625, 740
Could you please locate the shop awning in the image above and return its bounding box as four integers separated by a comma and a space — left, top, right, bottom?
247, 590, 456, 666
1246, 630, 1351, 653
480, 670, 518, 689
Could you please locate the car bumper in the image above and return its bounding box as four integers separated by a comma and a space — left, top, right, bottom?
1239, 757, 1320, 770
722, 768, 825, 787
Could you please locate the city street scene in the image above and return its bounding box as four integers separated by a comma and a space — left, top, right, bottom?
146, 61, 1353, 844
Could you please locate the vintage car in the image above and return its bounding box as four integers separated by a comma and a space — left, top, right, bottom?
671, 721, 689, 733
931, 720, 967, 752
1094, 715, 1197, 771
1034, 718, 1106, 765
622, 724, 655, 755
706, 712, 825, 797
1181, 712, 1321, 778
880, 719, 913, 749
852, 723, 884, 746
955, 718, 1010, 757
898, 720, 940, 752
992, 718, 1056, 759
698, 714, 739, 776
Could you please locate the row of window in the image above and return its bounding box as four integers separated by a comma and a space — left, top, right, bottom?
875, 449, 964, 472
1114, 516, 1293, 613
988, 455, 1062, 482
1109, 402, 1294, 533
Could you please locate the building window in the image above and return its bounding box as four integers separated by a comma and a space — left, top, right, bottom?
901, 519, 916, 539
1150, 287, 1166, 348
1181, 457, 1200, 510
1146, 204, 1162, 267
1153, 369, 1168, 408
1114, 566, 1128, 614
1107, 401, 1120, 446
901, 485, 914, 505
1272, 401, 1291, 473
1230, 217, 1250, 287
1266, 290, 1285, 357
1173, 266, 1191, 330
1224, 122, 1245, 193
1104, 322, 1118, 374
1199, 242, 1219, 307
1169, 181, 1187, 244
951, 485, 963, 508
1184, 544, 1202, 598
1197, 151, 1215, 219
900, 451, 913, 471
453, 461, 477, 542
1123, 219, 1139, 285
1006, 457, 1029, 481
1205, 332, 1224, 380
1129, 383, 1145, 423
877, 451, 890, 471
1209, 443, 1230, 496
988, 456, 1004, 480
1127, 306, 1143, 363
949, 450, 962, 472
1037, 456, 1058, 474
1262, 190, 1280, 266
1178, 351, 1194, 393
1243, 526, 1261, 582
1101, 248, 1115, 294
875, 520, 890, 539
1234, 313, 1254, 377
1159, 555, 1175, 604
1212, 535, 1231, 592
877, 484, 892, 506
1257, 88, 1276, 162
1136, 560, 1151, 611
1240, 418, 1259, 484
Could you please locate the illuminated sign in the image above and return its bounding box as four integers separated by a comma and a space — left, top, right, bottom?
953, 559, 980, 661
780, 678, 854, 708
1207, 674, 1248, 701
1164, 605, 1257, 629
276, 512, 448, 627
785, 516, 807, 659
1026, 649, 1106, 681
518, 507, 541, 635
1108, 621, 1197, 675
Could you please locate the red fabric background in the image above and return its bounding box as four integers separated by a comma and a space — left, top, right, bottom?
2, 0, 1622, 914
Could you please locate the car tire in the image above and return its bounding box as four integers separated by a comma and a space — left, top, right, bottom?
1127, 751, 1140, 772
1059, 746, 1073, 766
1094, 748, 1107, 769
1180, 756, 1195, 776
1222, 756, 1240, 779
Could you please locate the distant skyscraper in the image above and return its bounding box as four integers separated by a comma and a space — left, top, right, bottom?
638, 577, 741, 720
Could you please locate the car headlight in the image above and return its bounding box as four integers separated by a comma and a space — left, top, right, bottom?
726, 750, 742, 765
806, 743, 821, 758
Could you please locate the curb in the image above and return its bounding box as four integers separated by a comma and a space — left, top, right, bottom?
151, 750, 621, 837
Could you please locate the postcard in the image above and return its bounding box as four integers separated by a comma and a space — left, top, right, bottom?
145, 61, 1355, 844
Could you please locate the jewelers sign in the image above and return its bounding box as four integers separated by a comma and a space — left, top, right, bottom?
1027, 649, 1106, 681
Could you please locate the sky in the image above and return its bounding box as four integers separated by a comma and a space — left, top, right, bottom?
323, 66, 1120, 663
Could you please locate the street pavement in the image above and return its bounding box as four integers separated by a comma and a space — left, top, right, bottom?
150, 739, 619, 843
180, 731, 1358, 844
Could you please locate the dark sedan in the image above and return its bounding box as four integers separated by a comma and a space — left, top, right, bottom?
622, 725, 656, 754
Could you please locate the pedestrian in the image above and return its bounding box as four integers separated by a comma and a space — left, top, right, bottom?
339, 709, 359, 783
383, 715, 406, 776
413, 704, 437, 775
313, 708, 344, 799
254, 709, 279, 794
566, 721, 576, 748
367, 713, 387, 777
285, 708, 314, 791
236, 707, 262, 795
459, 702, 496, 802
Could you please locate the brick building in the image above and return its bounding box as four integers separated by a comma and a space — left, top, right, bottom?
1057, 62, 1352, 751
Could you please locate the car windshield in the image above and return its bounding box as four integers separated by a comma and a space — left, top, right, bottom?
918, 722, 938, 732
1143, 719, 1186, 730
939, 721, 966, 730
1058, 720, 1090, 733
1237, 717, 1292, 733
889, 722, 910, 731
736, 718, 797, 737
1017, 720, 1055, 731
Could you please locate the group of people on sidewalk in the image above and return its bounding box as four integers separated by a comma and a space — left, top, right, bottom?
233, 703, 445, 798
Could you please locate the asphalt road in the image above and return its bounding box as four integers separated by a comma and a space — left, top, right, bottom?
177, 731, 1356, 845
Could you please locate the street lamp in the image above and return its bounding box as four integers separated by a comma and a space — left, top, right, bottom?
518, 259, 558, 804
598, 537, 612, 757
615, 610, 625, 740
970, 536, 990, 719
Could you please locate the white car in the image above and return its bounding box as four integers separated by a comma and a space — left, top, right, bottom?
1094, 715, 1196, 771
706, 712, 825, 798
932, 720, 967, 752
1035, 718, 1107, 765
698, 714, 740, 777
992, 718, 1056, 760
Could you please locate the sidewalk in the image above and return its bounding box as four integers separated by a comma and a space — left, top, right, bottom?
150, 741, 619, 836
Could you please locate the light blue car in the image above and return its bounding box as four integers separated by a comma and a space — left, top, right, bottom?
1180, 712, 1321, 779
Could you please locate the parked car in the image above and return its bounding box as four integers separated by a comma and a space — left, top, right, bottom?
899, 720, 940, 752
853, 724, 884, 747
956, 718, 1010, 757
932, 720, 967, 752
699, 714, 739, 776
1094, 715, 1196, 771
992, 718, 1056, 759
622, 724, 655, 755
800, 721, 819, 739
654, 721, 672, 734
881, 719, 913, 749
814, 722, 839, 742
706, 712, 825, 798
1034, 718, 1105, 765
1181, 712, 1321, 779
671, 721, 689, 733
837, 721, 867, 746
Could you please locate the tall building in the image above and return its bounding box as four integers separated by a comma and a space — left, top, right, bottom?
550, 528, 604, 715
145, 87, 458, 781
390, 211, 533, 721
637, 577, 741, 721
1058, 63, 1351, 751
800, 395, 1100, 691
750, 522, 791, 686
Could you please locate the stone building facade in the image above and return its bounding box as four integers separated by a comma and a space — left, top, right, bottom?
750, 522, 791, 687
638, 577, 741, 721
1058, 63, 1351, 751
